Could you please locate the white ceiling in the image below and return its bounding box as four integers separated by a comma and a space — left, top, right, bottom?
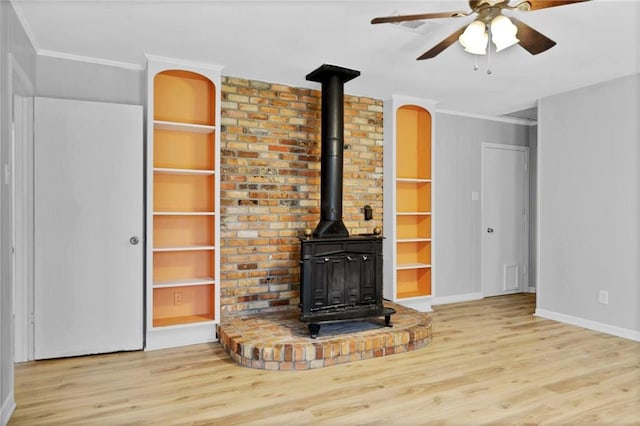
12, 0, 640, 116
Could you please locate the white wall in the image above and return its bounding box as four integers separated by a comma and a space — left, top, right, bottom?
36, 55, 144, 105
0, 2, 36, 424
537, 74, 639, 338
433, 113, 532, 299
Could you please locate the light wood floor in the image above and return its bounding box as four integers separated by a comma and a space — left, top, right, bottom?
10, 293, 640, 425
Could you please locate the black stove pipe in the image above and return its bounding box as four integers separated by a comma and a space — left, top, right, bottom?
306, 64, 360, 238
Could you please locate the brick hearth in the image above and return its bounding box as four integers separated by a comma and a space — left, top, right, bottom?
217, 302, 432, 370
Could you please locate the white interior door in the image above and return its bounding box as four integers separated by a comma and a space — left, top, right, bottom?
34, 97, 143, 359
481, 143, 529, 298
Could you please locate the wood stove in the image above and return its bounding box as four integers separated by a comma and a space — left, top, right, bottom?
299, 64, 394, 338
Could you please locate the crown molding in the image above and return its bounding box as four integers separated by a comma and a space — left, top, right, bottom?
437, 108, 537, 126
38, 50, 144, 70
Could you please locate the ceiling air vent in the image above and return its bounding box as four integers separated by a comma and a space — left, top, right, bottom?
385, 10, 444, 34
394, 19, 427, 30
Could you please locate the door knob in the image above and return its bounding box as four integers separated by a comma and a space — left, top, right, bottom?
129, 236, 140, 245
487, 228, 494, 233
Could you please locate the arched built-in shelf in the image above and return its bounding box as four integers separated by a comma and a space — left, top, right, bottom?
383, 97, 436, 312
146, 59, 222, 349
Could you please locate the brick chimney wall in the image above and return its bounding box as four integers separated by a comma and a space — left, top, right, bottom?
219, 76, 383, 315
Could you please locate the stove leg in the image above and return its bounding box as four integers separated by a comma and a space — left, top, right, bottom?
384, 315, 393, 327
308, 323, 321, 339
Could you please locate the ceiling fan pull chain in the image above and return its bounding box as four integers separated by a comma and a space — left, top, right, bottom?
473, 55, 479, 71
486, 31, 493, 75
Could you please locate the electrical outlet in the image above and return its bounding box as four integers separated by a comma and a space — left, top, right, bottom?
174, 291, 183, 305
598, 290, 609, 305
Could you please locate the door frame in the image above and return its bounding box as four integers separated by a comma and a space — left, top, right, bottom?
481, 142, 530, 297
9, 54, 35, 362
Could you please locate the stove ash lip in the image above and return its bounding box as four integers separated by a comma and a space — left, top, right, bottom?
306, 64, 361, 239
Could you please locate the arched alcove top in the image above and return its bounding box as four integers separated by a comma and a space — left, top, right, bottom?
398, 104, 431, 116
396, 104, 432, 180
154, 69, 215, 126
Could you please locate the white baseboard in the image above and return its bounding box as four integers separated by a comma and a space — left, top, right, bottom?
431, 292, 483, 306
396, 298, 433, 312
1, 391, 16, 426
535, 309, 640, 342
145, 323, 217, 351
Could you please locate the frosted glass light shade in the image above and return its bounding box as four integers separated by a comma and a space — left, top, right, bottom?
491, 15, 519, 52
459, 20, 488, 55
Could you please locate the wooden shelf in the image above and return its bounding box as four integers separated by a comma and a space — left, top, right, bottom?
154, 120, 215, 134
154, 211, 216, 216
397, 238, 432, 243
396, 212, 432, 216
153, 277, 215, 288
397, 263, 431, 270
154, 168, 215, 175
153, 245, 215, 252
396, 178, 431, 183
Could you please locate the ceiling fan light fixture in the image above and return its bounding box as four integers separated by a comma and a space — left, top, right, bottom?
459, 20, 488, 55
491, 15, 519, 52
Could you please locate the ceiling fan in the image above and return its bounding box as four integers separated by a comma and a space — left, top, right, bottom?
371, 0, 589, 60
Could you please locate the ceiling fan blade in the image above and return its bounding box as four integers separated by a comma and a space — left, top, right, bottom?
515, 0, 590, 11
371, 11, 468, 25
417, 26, 467, 60
511, 17, 556, 54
